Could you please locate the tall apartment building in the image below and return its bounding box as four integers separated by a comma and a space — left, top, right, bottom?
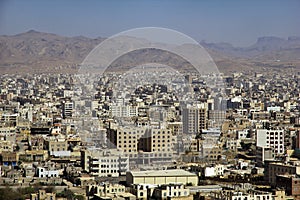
256, 129, 285, 155
182, 104, 207, 135
106, 124, 177, 164
62, 101, 73, 118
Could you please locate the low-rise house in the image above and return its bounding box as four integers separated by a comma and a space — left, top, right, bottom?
150, 183, 192, 200
36, 166, 60, 178
30, 189, 56, 200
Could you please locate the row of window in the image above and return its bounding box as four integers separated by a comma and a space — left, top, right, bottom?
100, 169, 118, 173
118, 130, 171, 134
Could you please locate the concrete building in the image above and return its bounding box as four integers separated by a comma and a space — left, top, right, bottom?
62, 101, 73, 118
256, 129, 285, 155
36, 166, 59, 178
30, 189, 56, 200
46, 137, 70, 156
87, 182, 126, 197
211, 190, 273, 200
82, 149, 129, 177
256, 146, 274, 167
130, 184, 157, 200
151, 183, 193, 200
276, 174, 300, 197
204, 165, 225, 177
106, 125, 177, 164
182, 104, 207, 135
126, 169, 198, 186
0, 127, 16, 142
265, 162, 300, 186
0, 152, 18, 166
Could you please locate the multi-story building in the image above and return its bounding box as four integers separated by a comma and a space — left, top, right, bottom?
82, 149, 129, 177
0, 152, 18, 166
62, 101, 73, 118
106, 124, 177, 164
0, 113, 18, 126
0, 127, 16, 142
276, 174, 300, 197
265, 161, 300, 186
211, 190, 273, 200
182, 104, 207, 135
36, 166, 60, 178
110, 104, 138, 118
256, 129, 285, 155
256, 146, 274, 167
46, 137, 70, 157
0, 140, 14, 153
87, 182, 126, 197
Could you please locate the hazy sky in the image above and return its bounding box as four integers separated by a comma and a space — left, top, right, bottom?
0, 0, 299, 46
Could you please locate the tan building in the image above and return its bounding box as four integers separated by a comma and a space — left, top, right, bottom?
0, 152, 18, 166
30, 189, 56, 200
276, 174, 300, 198
0, 140, 14, 153
48, 139, 68, 152
107, 124, 177, 164
19, 150, 49, 162
126, 169, 198, 186
265, 161, 300, 186
0, 127, 16, 142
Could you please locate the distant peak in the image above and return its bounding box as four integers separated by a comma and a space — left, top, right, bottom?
26, 29, 39, 33
14, 29, 43, 37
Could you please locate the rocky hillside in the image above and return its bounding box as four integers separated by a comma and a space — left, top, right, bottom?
0, 30, 299, 74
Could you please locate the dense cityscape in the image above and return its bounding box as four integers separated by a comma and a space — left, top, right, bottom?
1, 67, 300, 199
1, 0, 300, 200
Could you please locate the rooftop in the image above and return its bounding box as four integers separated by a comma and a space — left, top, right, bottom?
129, 169, 197, 177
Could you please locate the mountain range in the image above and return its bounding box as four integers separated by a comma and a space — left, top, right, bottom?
0, 30, 299, 74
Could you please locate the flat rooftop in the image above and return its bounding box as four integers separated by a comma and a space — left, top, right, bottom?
129, 169, 197, 177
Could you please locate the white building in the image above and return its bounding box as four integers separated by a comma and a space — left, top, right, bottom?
226, 139, 241, 151
36, 166, 59, 178
87, 182, 126, 197
212, 190, 273, 200
205, 167, 215, 177
237, 130, 249, 139
256, 129, 284, 155
110, 105, 138, 118
151, 183, 192, 200
84, 149, 129, 177
204, 165, 225, 177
